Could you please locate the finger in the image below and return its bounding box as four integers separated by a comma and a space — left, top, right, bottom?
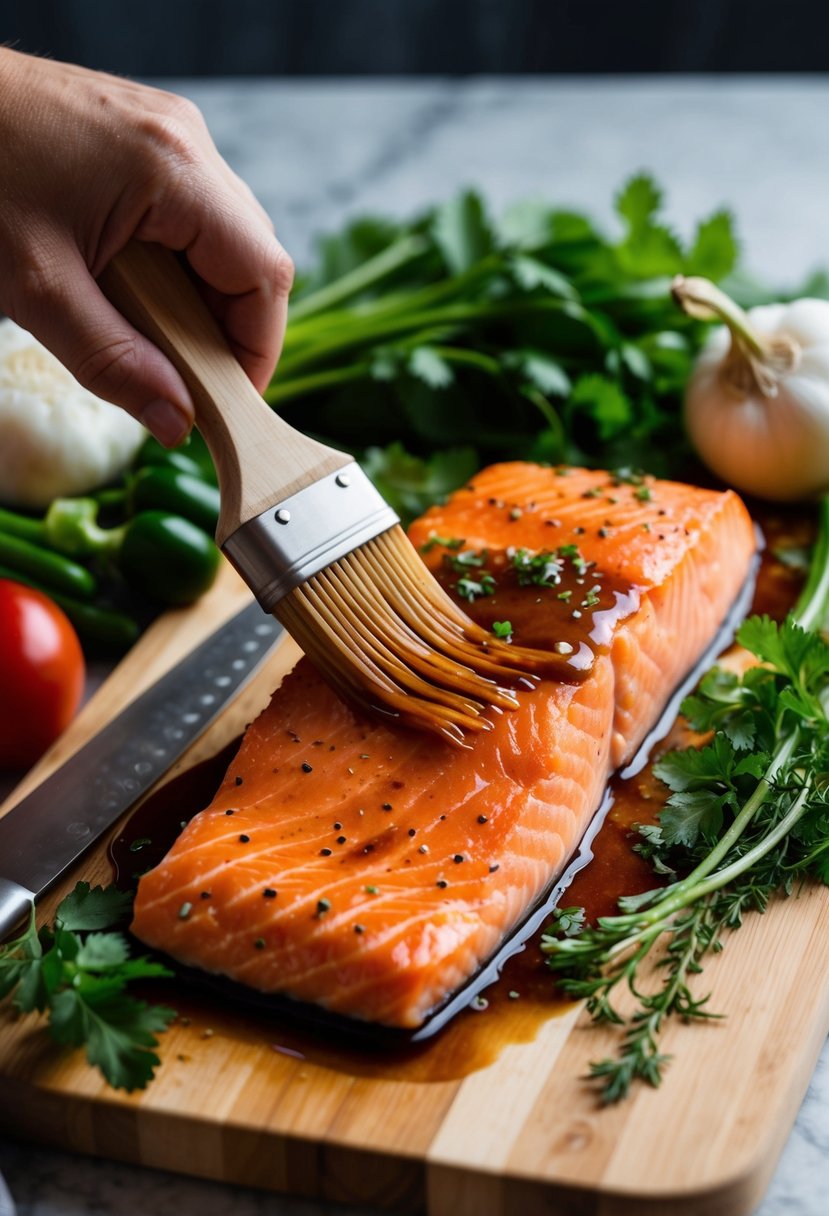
10, 238, 194, 446
136, 183, 293, 392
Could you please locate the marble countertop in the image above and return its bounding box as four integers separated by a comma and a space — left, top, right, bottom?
2, 75, 829, 1216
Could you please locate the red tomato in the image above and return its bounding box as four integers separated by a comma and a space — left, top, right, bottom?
0, 579, 85, 770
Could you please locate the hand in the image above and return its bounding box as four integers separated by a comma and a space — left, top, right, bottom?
0, 49, 293, 445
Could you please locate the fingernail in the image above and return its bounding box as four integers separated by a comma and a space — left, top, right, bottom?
141, 399, 190, 447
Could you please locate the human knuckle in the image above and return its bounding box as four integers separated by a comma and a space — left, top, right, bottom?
13, 245, 60, 312
142, 112, 201, 171
163, 92, 206, 131
73, 334, 141, 397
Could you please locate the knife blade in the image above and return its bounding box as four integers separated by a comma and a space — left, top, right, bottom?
0, 599, 283, 939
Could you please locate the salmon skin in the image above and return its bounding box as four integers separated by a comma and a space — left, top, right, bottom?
132, 464, 756, 1029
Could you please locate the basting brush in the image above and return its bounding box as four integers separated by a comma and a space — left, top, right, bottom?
101, 241, 575, 745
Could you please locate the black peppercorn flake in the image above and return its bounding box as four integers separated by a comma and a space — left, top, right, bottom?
382, 802, 392, 810
301, 762, 313, 773
436, 879, 448, 889
453, 854, 464, 864
354, 924, 365, 935
254, 938, 265, 950
200, 891, 211, 900
234, 776, 243, 786
225, 809, 235, 816
239, 834, 250, 843
489, 863, 500, 873
333, 821, 342, 831
337, 835, 347, 845
263, 888, 277, 899
320, 847, 332, 857
408, 828, 417, 837
477, 815, 488, 824
316, 898, 331, 917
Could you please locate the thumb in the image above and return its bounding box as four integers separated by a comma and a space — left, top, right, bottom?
11, 242, 194, 446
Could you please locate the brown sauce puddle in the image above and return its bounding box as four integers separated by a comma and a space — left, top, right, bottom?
110, 508, 809, 1083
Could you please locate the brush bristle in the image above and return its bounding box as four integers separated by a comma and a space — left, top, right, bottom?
273, 525, 581, 745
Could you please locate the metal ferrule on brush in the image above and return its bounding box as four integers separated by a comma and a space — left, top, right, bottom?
221, 462, 400, 612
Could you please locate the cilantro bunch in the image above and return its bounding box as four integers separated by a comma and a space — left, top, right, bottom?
542, 499, 829, 1103
0, 883, 174, 1091
270, 175, 743, 521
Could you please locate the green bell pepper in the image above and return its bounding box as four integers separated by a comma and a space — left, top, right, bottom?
45, 499, 220, 606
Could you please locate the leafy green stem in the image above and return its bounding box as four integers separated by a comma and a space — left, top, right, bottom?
288, 233, 430, 322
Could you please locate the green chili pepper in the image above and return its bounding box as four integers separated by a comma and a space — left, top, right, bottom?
0, 564, 139, 654
118, 511, 220, 605
44, 498, 220, 606
129, 466, 220, 534
0, 506, 44, 546
0, 529, 97, 599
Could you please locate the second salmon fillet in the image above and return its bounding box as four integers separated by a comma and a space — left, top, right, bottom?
132, 464, 756, 1027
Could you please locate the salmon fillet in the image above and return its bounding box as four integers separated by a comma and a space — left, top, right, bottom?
131, 464, 756, 1028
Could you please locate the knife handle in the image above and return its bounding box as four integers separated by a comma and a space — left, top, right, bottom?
99, 241, 350, 547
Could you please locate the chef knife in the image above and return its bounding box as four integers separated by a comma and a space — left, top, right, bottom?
0, 599, 283, 940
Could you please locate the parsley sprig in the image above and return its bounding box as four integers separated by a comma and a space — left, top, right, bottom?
0, 882, 175, 1091
542, 498, 829, 1103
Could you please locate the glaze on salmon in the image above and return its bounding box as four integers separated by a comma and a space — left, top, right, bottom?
131, 465, 756, 1027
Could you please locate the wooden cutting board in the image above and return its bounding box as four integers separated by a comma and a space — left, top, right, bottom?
1, 560, 827, 1216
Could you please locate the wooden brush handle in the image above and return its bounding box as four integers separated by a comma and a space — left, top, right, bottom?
100, 240, 351, 545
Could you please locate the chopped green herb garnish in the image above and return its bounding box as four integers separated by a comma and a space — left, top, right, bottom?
456, 573, 496, 601
512, 548, 563, 587
419, 534, 465, 554
129, 838, 152, 853
634, 485, 653, 502
445, 549, 488, 571
492, 620, 513, 640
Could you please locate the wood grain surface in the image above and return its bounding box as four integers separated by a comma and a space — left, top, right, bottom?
1, 560, 827, 1216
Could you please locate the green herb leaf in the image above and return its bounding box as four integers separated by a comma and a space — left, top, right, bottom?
408, 346, 454, 390
432, 190, 495, 275
56, 883, 133, 932
659, 790, 728, 848
570, 375, 633, 441
509, 255, 578, 300
0, 883, 175, 1092
685, 211, 738, 281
